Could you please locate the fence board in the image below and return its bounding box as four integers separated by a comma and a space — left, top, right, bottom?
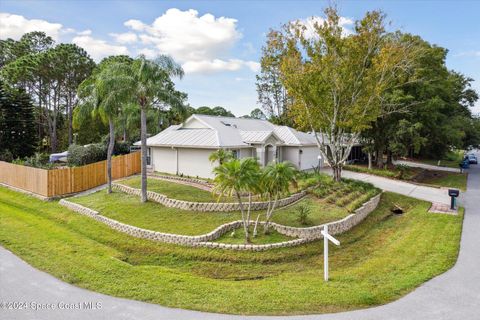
0, 152, 140, 197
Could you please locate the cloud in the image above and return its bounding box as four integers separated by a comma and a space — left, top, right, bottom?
77, 29, 92, 36
124, 8, 255, 74
137, 47, 157, 59
294, 15, 354, 39
109, 32, 138, 44
72, 35, 129, 61
454, 51, 480, 57
0, 12, 64, 40
182, 59, 259, 74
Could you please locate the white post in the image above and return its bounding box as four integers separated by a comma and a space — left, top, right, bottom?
324, 224, 329, 281
321, 224, 340, 282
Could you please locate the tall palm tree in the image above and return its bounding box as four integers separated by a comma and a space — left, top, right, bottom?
76, 62, 128, 193
212, 158, 260, 243
107, 55, 185, 202
261, 161, 297, 233
208, 149, 234, 165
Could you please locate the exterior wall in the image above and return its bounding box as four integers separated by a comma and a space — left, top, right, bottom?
177, 148, 215, 178
151, 147, 177, 175
299, 146, 322, 170
282, 146, 300, 168
238, 148, 254, 159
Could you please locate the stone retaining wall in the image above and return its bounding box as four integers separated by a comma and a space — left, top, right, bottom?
269, 193, 381, 239
59, 193, 381, 251
112, 183, 306, 212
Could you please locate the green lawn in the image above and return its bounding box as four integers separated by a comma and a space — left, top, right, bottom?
411, 150, 465, 169
421, 173, 468, 191
345, 164, 467, 191
118, 176, 222, 202
215, 226, 294, 244
0, 186, 463, 315
70, 190, 351, 235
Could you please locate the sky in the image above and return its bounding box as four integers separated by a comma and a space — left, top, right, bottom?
1, 0, 479, 116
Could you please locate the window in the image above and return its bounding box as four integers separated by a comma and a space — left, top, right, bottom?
232, 150, 239, 159
147, 148, 151, 165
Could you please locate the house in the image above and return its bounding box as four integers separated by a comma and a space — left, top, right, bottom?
136, 114, 325, 179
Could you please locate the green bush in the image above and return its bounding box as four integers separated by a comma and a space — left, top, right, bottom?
100, 135, 130, 156
67, 143, 107, 167
12, 152, 55, 169
0, 149, 13, 162
296, 204, 311, 225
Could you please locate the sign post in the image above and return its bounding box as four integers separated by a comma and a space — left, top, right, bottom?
321, 225, 340, 281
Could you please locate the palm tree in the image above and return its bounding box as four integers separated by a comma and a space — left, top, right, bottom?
262, 161, 297, 233
76, 61, 128, 193
106, 55, 185, 202
212, 158, 260, 243
208, 149, 234, 165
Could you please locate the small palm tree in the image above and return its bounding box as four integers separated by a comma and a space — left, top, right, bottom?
208, 149, 234, 165
262, 161, 297, 233
213, 157, 260, 243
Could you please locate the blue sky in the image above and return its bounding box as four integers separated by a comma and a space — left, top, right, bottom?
1, 0, 479, 116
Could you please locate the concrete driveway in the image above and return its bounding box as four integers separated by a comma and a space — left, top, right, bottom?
321, 168, 452, 205
1, 152, 479, 320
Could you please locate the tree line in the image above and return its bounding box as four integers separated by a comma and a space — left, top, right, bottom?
256, 7, 480, 179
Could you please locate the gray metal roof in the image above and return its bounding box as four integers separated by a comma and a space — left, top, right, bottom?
137, 114, 319, 148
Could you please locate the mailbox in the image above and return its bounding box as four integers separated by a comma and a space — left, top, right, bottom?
448, 189, 460, 210
448, 189, 460, 197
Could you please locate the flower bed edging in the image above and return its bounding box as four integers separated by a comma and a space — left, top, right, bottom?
112, 183, 307, 212
59, 193, 381, 251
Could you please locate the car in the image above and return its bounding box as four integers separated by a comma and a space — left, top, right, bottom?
467, 154, 478, 164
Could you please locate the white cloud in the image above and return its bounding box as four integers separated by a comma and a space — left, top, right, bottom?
0, 12, 64, 40
137, 47, 157, 59
72, 35, 129, 61
182, 59, 259, 74
454, 51, 480, 57
124, 8, 256, 74
109, 32, 138, 44
295, 15, 354, 39
124, 19, 146, 31
77, 29, 92, 36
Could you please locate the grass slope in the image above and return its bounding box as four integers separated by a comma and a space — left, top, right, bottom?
0, 187, 463, 315
70, 190, 350, 235
118, 176, 221, 202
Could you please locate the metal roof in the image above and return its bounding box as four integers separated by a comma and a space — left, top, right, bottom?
137, 114, 319, 148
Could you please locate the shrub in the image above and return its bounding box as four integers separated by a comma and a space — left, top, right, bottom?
67, 143, 107, 167
296, 204, 311, 225
13, 152, 55, 169
101, 135, 131, 156
0, 149, 13, 162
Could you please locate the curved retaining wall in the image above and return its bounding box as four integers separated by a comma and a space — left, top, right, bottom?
59, 193, 381, 251
112, 183, 306, 212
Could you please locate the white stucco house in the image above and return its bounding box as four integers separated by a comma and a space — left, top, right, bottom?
136, 114, 324, 179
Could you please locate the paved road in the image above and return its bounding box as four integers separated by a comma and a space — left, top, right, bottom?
322, 168, 451, 205
393, 160, 461, 173
1, 152, 479, 320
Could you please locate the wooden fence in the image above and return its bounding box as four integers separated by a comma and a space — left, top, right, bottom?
0, 152, 141, 197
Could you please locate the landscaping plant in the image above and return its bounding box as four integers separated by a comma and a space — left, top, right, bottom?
212, 157, 261, 243
261, 161, 297, 234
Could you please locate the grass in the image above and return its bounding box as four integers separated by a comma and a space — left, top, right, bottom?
0, 186, 463, 315
118, 176, 223, 202
345, 164, 467, 191
70, 190, 351, 235
215, 226, 294, 244
411, 150, 465, 169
